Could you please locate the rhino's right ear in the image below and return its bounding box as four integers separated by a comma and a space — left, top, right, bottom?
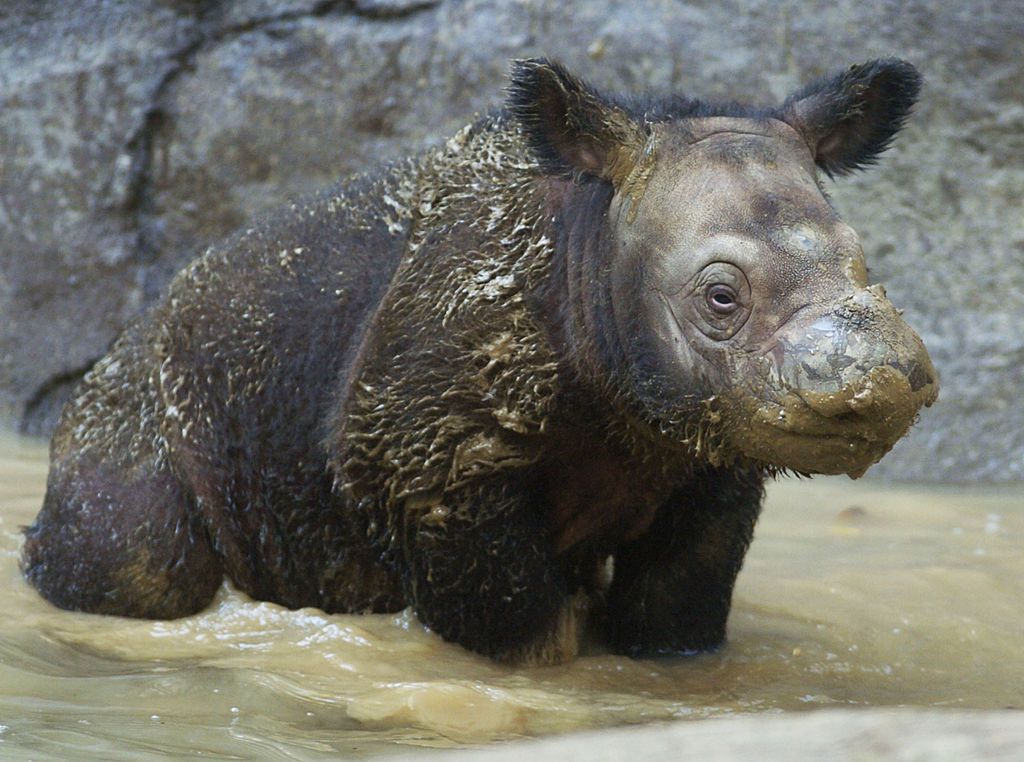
507, 58, 649, 184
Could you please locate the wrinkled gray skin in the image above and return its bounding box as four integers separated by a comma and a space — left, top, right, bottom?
23, 58, 938, 664
618, 118, 937, 478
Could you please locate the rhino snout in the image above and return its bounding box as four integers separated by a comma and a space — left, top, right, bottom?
781, 288, 938, 405
736, 288, 938, 477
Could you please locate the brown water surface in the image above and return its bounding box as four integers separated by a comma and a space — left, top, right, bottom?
0, 431, 1021, 759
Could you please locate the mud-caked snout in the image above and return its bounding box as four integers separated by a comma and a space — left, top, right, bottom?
736, 285, 938, 477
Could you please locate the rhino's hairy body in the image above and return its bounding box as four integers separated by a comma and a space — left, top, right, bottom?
23, 59, 937, 664
31, 163, 419, 617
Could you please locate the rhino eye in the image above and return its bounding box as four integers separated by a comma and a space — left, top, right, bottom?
706, 284, 739, 314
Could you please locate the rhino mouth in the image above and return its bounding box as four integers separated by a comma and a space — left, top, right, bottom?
734, 363, 938, 477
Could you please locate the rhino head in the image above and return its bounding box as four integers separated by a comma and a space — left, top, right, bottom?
510, 58, 938, 477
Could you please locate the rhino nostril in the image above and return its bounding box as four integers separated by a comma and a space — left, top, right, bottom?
846, 387, 875, 413
905, 361, 933, 393
793, 388, 862, 419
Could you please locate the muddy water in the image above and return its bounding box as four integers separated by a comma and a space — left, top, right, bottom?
0, 431, 1021, 760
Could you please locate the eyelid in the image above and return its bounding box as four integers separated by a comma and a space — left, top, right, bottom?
651, 259, 748, 300
702, 260, 740, 275
695, 262, 744, 290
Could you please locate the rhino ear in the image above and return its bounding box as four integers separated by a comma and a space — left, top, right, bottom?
507, 58, 648, 183
779, 59, 922, 177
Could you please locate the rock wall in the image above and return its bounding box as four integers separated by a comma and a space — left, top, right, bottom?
2, 0, 1021, 481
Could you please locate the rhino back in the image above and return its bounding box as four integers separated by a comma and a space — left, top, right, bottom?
140, 162, 418, 605
157, 162, 417, 449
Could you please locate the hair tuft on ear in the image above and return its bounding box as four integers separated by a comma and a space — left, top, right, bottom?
506, 58, 647, 181
779, 58, 922, 178
506, 58, 587, 176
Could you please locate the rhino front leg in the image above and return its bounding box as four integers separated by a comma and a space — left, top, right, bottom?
606, 464, 764, 656
396, 477, 582, 665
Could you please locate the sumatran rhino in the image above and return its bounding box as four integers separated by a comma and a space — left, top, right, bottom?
23, 58, 938, 664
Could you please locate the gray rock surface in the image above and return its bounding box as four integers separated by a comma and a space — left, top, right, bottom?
2, 0, 1022, 481
395, 709, 1024, 762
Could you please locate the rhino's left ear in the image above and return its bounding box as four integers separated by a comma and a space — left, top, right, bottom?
779, 59, 922, 177
507, 58, 649, 185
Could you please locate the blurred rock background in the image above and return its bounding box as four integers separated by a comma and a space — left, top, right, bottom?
1, 0, 1021, 481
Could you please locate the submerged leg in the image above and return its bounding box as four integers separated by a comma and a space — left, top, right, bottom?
605, 464, 764, 656
396, 478, 582, 664
23, 455, 222, 618
21, 349, 222, 619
